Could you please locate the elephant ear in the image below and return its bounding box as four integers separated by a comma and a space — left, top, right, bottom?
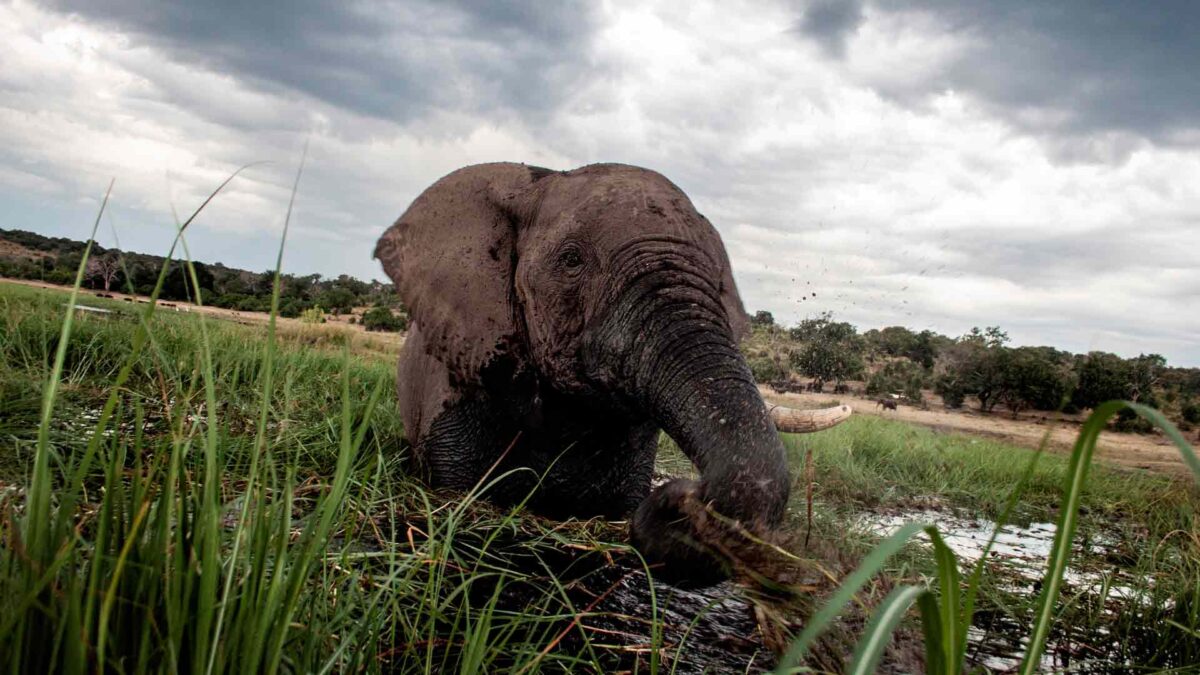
374, 163, 547, 386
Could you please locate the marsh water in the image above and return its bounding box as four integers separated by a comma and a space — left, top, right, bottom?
857, 505, 1180, 672
566, 503, 1183, 673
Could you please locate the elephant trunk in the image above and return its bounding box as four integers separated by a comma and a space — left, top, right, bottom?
637, 334, 791, 527
584, 264, 791, 585
634, 314, 791, 585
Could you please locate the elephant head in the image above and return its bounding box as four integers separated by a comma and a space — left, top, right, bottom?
375, 162, 849, 585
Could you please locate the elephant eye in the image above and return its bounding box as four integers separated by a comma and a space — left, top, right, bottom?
557, 246, 585, 271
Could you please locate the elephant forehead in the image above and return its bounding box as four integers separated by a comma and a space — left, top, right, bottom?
540, 182, 718, 248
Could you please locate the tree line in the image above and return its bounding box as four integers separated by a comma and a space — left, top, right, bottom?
4, 228, 1197, 429
0, 228, 406, 331
744, 310, 1200, 433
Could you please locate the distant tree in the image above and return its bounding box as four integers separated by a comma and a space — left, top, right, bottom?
933, 327, 1011, 412
218, 272, 252, 296
751, 310, 775, 328
160, 261, 214, 302
86, 252, 122, 292
252, 270, 277, 295
316, 287, 356, 315
788, 313, 865, 391
866, 326, 916, 358
1185, 370, 1200, 397
906, 330, 942, 369
1126, 353, 1166, 403
964, 325, 1010, 349
998, 347, 1076, 418
334, 273, 370, 298
867, 359, 928, 401
1071, 352, 1131, 410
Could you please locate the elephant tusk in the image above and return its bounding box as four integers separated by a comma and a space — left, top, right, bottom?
769, 404, 852, 434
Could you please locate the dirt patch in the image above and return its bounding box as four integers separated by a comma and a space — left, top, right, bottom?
763, 387, 1197, 476
0, 240, 52, 261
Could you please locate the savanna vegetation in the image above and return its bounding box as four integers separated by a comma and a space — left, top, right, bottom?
743, 311, 1200, 433
2, 188, 1197, 673
8, 227, 1197, 432
5, 274, 1199, 673
0, 228, 405, 324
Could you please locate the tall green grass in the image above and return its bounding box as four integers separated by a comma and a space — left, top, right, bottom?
0, 180, 660, 673
774, 404, 1200, 673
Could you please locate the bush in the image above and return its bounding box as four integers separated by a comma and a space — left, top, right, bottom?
300, 306, 327, 324
316, 287, 356, 315
866, 359, 927, 398
235, 296, 267, 312
935, 375, 967, 408
999, 346, 1077, 417
361, 305, 406, 332
747, 355, 786, 383
1114, 407, 1154, 433
279, 299, 310, 318
1181, 400, 1200, 425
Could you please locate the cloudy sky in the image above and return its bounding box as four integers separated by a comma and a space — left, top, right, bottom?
2, 0, 1198, 364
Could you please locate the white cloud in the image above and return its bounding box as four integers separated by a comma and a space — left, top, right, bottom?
1, 0, 1198, 364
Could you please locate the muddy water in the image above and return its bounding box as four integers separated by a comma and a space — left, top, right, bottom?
857, 506, 1165, 671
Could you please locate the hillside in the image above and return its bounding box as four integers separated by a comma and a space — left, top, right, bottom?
0, 228, 404, 326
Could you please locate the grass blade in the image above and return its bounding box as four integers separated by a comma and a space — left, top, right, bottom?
1020, 400, 1200, 673
775, 521, 928, 672
917, 591, 946, 674
847, 585, 925, 675
925, 527, 962, 673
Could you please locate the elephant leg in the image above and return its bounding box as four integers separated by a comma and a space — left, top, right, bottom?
399, 324, 528, 495
606, 423, 660, 517
420, 395, 528, 495
528, 422, 659, 519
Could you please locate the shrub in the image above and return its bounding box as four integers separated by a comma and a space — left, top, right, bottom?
279, 299, 310, 318
935, 375, 967, 408
235, 296, 268, 312
316, 287, 356, 315
747, 355, 786, 383
300, 306, 327, 324
361, 305, 406, 332
1181, 400, 1200, 425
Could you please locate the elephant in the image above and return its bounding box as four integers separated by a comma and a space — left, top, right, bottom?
374, 162, 851, 586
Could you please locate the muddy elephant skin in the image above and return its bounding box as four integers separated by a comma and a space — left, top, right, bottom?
375, 162, 793, 586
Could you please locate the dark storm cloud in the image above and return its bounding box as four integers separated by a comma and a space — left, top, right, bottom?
41, 0, 601, 126
792, 0, 864, 57
882, 0, 1200, 144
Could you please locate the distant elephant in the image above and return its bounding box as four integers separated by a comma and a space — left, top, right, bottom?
374, 163, 851, 586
